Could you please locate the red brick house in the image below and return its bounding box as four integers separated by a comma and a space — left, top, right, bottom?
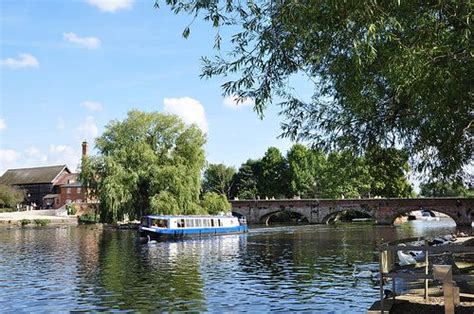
0, 165, 85, 209
59, 174, 85, 207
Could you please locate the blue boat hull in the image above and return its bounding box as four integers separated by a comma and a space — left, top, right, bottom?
139, 226, 248, 241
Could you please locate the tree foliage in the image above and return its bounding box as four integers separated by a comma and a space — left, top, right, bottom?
258, 147, 287, 198
0, 184, 25, 208
201, 192, 231, 215
286, 144, 314, 198
420, 180, 473, 197
157, 0, 473, 179
229, 144, 413, 199
365, 147, 414, 198
232, 159, 260, 199
80, 111, 207, 222
202, 163, 235, 197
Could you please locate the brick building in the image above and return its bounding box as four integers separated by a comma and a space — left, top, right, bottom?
0, 165, 71, 208
0, 141, 89, 209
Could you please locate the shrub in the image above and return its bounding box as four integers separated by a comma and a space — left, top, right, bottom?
66, 204, 77, 215
20, 219, 31, 226
34, 219, 51, 226
78, 213, 99, 224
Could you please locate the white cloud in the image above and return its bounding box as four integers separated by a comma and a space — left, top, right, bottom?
163, 97, 208, 133
0, 145, 83, 174
0, 53, 39, 69
81, 101, 103, 111
223, 94, 254, 109
49, 145, 74, 155
63, 32, 101, 49
87, 0, 133, 13
76, 116, 99, 140
49, 145, 81, 170
0, 119, 6, 131
0, 149, 21, 164
25, 146, 48, 164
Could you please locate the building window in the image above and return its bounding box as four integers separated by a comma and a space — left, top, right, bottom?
77, 187, 81, 194
66, 188, 71, 194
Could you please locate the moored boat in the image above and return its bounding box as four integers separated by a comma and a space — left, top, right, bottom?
138, 215, 248, 241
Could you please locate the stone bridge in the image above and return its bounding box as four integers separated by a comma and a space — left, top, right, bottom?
231, 198, 474, 230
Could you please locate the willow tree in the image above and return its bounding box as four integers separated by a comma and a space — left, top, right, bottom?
156, 1, 472, 180
81, 111, 206, 222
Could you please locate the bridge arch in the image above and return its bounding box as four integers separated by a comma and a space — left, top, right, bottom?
387, 207, 460, 225
259, 208, 310, 225
321, 207, 374, 224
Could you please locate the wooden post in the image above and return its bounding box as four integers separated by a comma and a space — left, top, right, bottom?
424, 240, 429, 299
379, 249, 384, 314
433, 265, 455, 314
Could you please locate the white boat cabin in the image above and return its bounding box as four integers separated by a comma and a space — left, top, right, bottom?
142, 216, 241, 230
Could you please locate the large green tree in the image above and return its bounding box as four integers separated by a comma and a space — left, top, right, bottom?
258, 147, 287, 198
157, 1, 472, 179
232, 159, 261, 199
364, 147, 414, 198
0, 184, 25, 209
81, 110, 207, 222
286, 144, 314, 198
321, 151, 372, 199
202, 163, 235, 198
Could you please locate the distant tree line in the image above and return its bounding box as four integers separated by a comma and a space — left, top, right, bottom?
203, 144, 416, 200
204, 144, 473, 200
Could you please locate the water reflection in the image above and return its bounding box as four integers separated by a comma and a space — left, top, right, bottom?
0, 220, 457, 312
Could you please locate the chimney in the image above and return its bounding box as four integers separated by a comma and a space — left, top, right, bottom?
82, 140, 88, 157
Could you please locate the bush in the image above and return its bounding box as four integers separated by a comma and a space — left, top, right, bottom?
34, 219, 51, 226
20, 219, 31, 226
78, 213, 99, 224
66, 204, 77, 215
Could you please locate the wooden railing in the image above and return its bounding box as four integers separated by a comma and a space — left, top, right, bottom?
377, 237, 474, 313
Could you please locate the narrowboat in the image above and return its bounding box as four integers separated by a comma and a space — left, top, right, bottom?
138, 215, 248, 241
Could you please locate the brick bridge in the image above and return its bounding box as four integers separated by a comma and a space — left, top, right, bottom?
230, 198, 474, 230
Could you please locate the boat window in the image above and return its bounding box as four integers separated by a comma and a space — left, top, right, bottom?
151, 219, 168, 228
177, 219, 185, 228
218, 219, 221, 227
211, 219, 214, 227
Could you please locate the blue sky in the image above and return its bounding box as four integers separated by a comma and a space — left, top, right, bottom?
0, 0, 295, 174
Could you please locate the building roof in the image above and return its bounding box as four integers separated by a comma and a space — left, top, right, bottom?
61, 182, 83, 187
43, 194, 60, 199
0, 165, 70, 185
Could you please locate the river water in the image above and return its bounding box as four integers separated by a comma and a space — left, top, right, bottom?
0, 219, 457, 312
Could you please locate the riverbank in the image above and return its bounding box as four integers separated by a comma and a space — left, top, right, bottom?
0, 209, 78, 226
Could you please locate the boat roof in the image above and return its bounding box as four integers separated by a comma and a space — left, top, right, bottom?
144, 215, 237, 219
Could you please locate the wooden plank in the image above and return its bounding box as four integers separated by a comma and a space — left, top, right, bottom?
381, 245, 474, 253
382, 273, 474, 281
